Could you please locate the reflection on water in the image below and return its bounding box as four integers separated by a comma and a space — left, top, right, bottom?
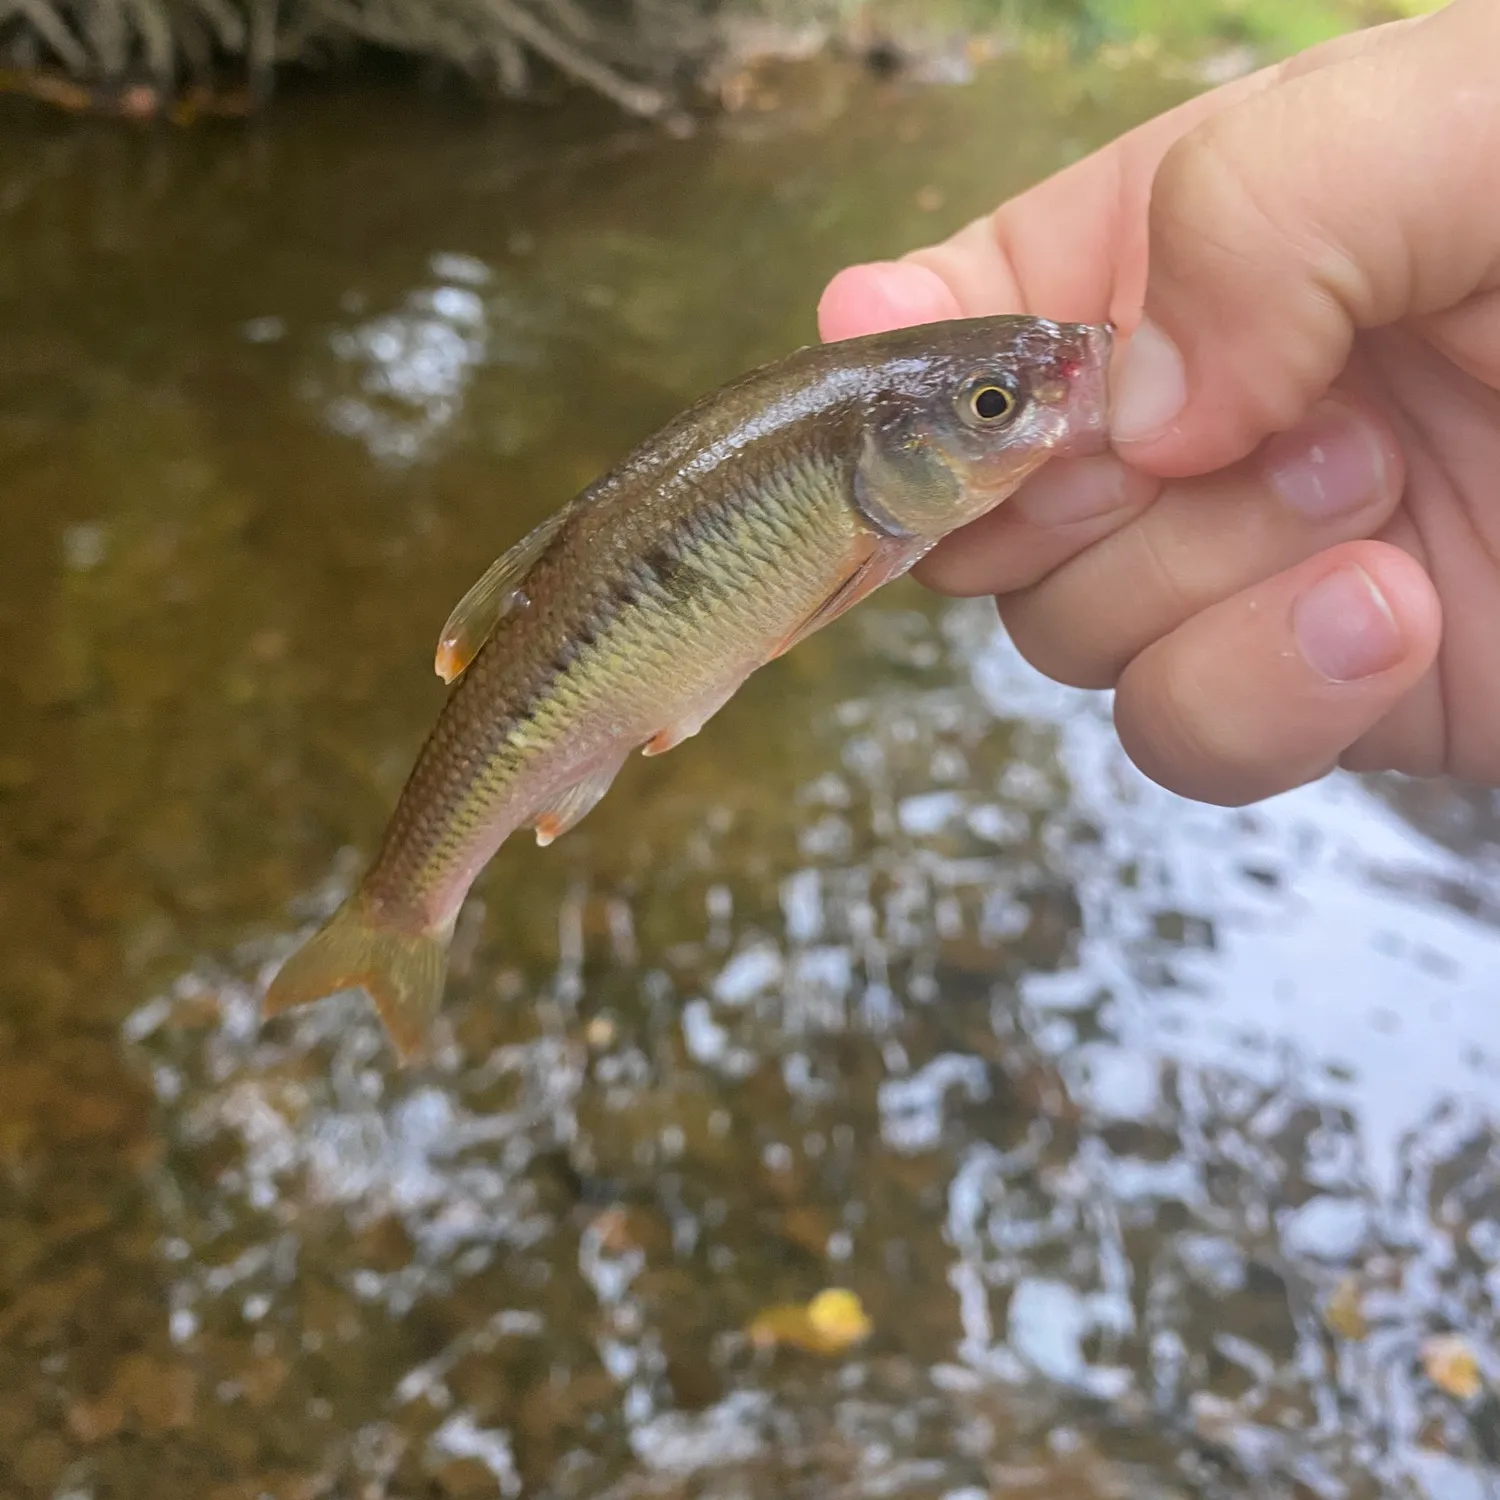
3, 54, 1500, 1500
314, 249, 556, 465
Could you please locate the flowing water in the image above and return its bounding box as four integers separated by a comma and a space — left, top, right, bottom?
3, 46, 1500, 1500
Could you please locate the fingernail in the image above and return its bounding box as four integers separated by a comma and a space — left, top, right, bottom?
1293, 564, 1403, 682
1109, 317, 1186, 443
1012, 454, 1138, 525
1262, 400, 1387, 520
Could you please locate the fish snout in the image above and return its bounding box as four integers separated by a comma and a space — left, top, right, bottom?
1057, 321, 1113, 457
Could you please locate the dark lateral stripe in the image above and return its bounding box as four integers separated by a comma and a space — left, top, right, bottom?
642, 541, 678, 579
505, 467, 832, 736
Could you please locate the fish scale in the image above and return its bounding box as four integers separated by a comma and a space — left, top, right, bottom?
262, 313, 1111, 1059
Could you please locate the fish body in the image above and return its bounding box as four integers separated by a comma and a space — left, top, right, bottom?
264, 315, 1111, 1058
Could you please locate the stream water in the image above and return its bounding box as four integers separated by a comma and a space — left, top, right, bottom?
2, 48, 1499, 1499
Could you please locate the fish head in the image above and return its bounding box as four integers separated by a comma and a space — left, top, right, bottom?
852, 315, 1111, 541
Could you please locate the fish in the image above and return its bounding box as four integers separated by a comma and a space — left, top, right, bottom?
262, 314, 1112, 1060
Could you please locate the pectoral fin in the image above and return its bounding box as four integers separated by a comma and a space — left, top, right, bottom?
639, 552, 924, 760
533, 755, 627, 846
435, 508, 570, 683
768, 536, 931, 662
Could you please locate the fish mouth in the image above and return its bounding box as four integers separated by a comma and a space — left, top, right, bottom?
1056, 321, 1113, 457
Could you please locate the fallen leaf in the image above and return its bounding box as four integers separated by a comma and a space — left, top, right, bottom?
747, 1287, 871, 1356
1422, 1333, 1483, 1401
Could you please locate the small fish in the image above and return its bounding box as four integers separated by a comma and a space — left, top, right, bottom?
263, 315, 1111, 1058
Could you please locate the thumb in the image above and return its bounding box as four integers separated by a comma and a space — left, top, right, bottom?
1110, 0, 1500, 476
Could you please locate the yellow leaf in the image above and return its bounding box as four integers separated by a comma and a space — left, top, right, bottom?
1422, 1333, 1483, 1401
807, 1289, 872, 1345
747, 1288, 872, 1356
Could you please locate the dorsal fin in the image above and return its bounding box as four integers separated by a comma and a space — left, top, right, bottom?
434, 508, 570, 683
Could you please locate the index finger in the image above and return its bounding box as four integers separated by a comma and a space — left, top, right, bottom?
817, 16, 1421, 343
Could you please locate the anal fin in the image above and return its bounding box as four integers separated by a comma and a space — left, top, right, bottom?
435, 507, 570, 684
533, 755, 627, 846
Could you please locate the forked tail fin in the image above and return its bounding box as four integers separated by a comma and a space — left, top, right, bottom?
261, 894, 451, 1062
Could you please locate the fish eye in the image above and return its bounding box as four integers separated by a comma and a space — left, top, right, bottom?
965, 381, 1018, 424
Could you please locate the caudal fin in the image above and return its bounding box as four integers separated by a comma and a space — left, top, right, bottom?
262, 895, 451, 1062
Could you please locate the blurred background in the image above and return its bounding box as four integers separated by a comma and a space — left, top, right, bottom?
4, 2, 1498, 1498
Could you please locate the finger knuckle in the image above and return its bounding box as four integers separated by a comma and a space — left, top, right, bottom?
1149, 122, 1243, 270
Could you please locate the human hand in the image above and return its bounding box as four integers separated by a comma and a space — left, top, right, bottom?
820, 0, 1500, 805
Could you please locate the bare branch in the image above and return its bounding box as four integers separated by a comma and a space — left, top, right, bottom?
493, 29, 528, 91
482, 0, 666, 116
532, 0, 595, 43
124, 0, 176, 80
82, 0, 128, 76
10, 0, 89, 72
187, 0, 246, 53
2, 0, 688, 117
246, 0, 275, 94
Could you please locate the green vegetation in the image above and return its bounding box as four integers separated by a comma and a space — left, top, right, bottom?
851, 0, 1443, 54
